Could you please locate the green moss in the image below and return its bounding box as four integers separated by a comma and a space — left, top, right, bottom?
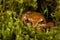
0, 0, 60, 40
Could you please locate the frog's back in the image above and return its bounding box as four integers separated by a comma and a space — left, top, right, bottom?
26, 11, 45, 21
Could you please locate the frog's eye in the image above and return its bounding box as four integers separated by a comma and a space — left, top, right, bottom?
38, 20, 45, 24
37, 20, 46, 28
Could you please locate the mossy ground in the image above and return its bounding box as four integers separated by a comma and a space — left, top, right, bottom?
0, 0, 60, 40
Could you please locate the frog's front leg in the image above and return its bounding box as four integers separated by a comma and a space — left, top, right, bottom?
21, 14, 28, 24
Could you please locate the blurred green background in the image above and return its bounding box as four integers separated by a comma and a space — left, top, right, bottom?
0, 0, 60, 40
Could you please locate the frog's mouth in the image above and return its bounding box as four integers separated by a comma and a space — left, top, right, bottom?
32, 23, 46, 28
38, 24, 47, 28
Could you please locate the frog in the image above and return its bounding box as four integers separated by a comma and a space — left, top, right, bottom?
21, 11, 47, 28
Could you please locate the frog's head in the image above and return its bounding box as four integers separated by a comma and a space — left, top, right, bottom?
21, 11, 47, 28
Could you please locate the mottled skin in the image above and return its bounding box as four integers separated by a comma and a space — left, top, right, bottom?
21, 11, 47, 28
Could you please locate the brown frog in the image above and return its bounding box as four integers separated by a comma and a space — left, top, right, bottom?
21, 11, 55, 29
21, 11, 47, 28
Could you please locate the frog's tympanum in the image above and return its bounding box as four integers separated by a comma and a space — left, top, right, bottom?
21, 11, 47, 28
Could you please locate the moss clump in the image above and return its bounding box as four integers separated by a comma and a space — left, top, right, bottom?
0, 0, 60, 40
